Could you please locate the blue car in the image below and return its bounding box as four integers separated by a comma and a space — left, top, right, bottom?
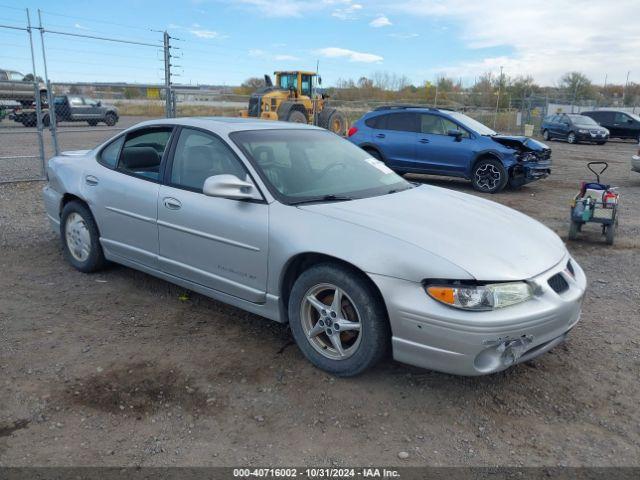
347, 106, 552, 193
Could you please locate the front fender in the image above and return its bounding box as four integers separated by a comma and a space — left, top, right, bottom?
469, 149, 517, 176
267, 202, 473, 298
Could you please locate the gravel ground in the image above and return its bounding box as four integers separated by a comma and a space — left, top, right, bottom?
0, 132, 639, 467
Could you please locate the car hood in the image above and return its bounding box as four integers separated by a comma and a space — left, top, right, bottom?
300, 185, 565, 281
491, 135, 549, 153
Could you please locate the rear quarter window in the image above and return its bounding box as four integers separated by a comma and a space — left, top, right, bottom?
365, 115, 385, 129
99, 136, 125, 168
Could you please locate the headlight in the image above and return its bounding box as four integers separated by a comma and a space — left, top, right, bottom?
578, 129, 588, 133
518, 152, 537, 162
426, 282, 533, 311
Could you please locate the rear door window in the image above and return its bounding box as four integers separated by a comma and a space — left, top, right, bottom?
385, 112, 419, 133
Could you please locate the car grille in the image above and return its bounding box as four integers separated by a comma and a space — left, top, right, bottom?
248, 95, 261, 117
548, 273, 569, 294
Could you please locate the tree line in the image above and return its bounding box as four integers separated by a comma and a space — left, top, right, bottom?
237, 71, 640, 108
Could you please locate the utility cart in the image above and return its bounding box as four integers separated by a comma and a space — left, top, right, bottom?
569, 162, 619, 245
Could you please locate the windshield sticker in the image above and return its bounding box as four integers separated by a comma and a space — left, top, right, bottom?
365, 157, 394, 175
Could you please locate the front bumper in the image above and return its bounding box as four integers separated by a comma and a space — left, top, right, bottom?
510, 160, 551, 187
576, 131, 609, 142
370, 253, 586, 376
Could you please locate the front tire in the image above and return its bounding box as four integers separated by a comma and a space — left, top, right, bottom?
60, 201, 106, 273
471, 158, 508, 193
568, 220, 581, 240
542, 129, 551, 141
567, 131, 577, 144
288, 263, 389, 377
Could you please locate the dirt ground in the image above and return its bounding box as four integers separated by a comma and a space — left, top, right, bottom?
0, 127, 639, 467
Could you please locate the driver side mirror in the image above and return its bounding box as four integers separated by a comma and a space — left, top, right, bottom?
447, 129, 463, 141
318, 76, 322, 86
203, 174, 261, 201
97, 101, 102, 107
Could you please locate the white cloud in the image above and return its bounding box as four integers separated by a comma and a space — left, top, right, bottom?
388, 32, 418, 39
230, 0, 310, 17
74, 23, 89, 30
248, 49, 266, 57
274, 54, 300, 61
190, 29, 223, 38
369, 15, 392, 27
317, 47, 383, 63
331, 1, 363, 20
388, 0, 640, 84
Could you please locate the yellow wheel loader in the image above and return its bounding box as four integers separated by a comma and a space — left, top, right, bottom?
239, 71, 347, 136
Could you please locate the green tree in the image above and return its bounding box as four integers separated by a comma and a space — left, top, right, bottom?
560, 72, 595, 101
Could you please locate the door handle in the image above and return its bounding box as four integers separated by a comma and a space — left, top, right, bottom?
419, 138, 430, 143
163, 197, 182, 210
375, 133, 386, 138
85, 175, 99, 186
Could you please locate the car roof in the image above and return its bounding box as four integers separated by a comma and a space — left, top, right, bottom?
129, 116, 324, 134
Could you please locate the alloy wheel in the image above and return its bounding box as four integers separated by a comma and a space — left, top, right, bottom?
475, 164, 502, 191
300, 283, 362, 360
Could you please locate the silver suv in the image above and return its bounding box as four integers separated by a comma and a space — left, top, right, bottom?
0, 69, 48, 106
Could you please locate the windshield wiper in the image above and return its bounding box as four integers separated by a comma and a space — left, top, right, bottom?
289, 194, 354, 206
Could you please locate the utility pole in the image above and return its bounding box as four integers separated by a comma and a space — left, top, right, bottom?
163, 31, 173, 118
623, 71, 630, 106
434, 78, 438, 108
493, 66, 503, 129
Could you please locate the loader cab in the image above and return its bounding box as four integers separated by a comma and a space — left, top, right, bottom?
275, 71, 315, 98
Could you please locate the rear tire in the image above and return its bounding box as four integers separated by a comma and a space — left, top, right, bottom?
326, 110, 347, 136
471, 158, 508, 193
287, 109, 307, 124
60, 201, 106, 273
104, 112, 117, 127
288, 263, 389, 377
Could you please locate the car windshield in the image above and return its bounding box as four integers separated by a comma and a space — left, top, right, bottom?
627, 113, 640, 122
445, 111, 497, 136
568, 115, 598, 126
231, 129, 412, 204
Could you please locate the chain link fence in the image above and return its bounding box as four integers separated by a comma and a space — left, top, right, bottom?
0, 6, 46, 183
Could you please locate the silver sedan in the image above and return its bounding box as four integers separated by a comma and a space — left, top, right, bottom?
43, 118, 586, 376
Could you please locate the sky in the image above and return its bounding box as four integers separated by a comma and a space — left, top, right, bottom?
1, 0, 638, 88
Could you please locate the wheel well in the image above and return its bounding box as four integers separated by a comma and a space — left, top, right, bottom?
361, 145, 384, 160
60, 193, 85, 214
279, 252, 388, 324
471, 153, 502, 174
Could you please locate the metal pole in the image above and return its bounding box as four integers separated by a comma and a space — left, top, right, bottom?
37, 9, 59, 156
26, 8, 46, 179
493, 66, 503, 129
163, 31, 172, 118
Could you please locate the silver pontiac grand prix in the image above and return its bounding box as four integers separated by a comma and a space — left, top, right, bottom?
43, 118, 587, 376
